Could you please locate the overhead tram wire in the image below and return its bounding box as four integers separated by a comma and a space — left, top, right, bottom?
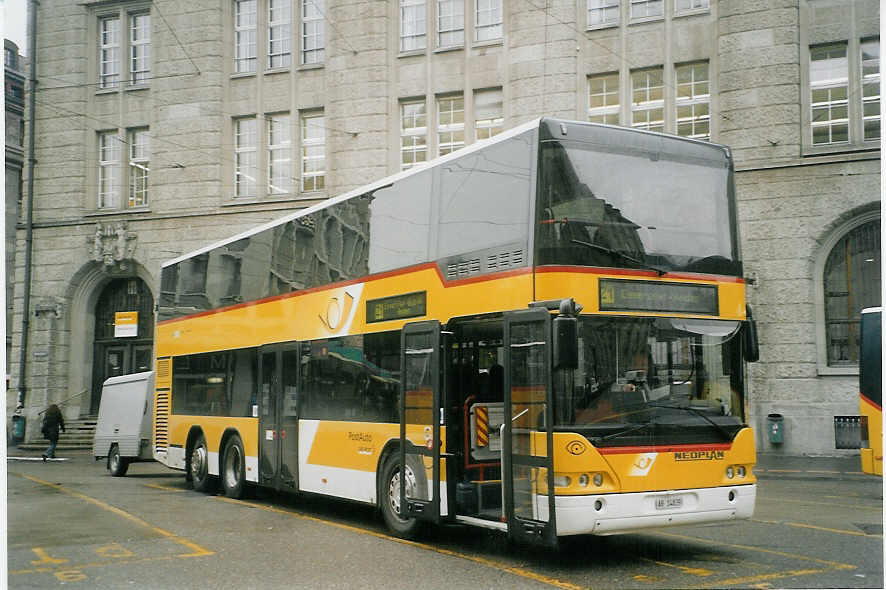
307, 0, 359, 57
150, 0, 202, 76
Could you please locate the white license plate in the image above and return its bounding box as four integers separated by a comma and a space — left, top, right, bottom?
655, 495, 683, 510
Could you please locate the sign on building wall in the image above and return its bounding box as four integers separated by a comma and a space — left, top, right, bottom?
114, 312, 139, 338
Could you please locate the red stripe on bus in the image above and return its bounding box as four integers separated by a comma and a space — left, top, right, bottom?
535, 265, 745, 283
861, 393, 882, 412
597, 442, 733, 455
158, 262, 530, 326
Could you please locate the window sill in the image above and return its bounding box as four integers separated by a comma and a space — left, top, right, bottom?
674, 8, 711, 19
472, 39, 503, 50
84, 206, 151, 218
817, 365, 860, 377
628, 15, 664, 26
434, 45, 464, 54
398, 49, 427, 59
125, 84, 150, 92
230, 71, 257, 80
95, 87, 119, 95
298, 62, 325, 71
586, 22, 620, 32
264, 67, 291, 76
221, 194, 327, 207
802, 142, 880, 158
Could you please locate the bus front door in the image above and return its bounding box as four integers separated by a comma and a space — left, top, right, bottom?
399, 321, 442, 523
258, 343, 300, 490
503, 309, 557, 546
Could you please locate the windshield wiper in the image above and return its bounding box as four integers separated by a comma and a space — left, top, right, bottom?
571, 239, 667, 275
590, 421, 656, 444
647, 402, 735, 441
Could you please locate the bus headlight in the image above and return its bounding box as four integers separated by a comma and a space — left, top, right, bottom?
725, 466, 735, 479
593, 473, 604, 487
554, 475, 571, 487
578, 474, 590, 487
737, 465, 746, 478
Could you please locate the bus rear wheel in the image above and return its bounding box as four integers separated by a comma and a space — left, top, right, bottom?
221, 434, 246, 499
190, 433, 217, 494
108, 444, 129, 477
380, 454, 424, 539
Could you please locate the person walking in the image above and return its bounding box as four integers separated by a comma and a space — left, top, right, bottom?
41, 404, 65, 461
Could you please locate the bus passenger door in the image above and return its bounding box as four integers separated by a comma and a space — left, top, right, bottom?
503, 309, 557, 546
259, 343, 301, 490
400, 321, 442, 523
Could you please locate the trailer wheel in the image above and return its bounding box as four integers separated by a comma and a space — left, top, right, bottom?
379, 453, 425, 539
108, 444, 129, 477
221, 434, 246, 499
190, 433, 217, 493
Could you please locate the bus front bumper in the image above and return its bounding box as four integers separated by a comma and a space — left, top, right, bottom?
553, 484, 756, 536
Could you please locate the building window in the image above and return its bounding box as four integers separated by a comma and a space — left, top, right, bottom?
810, 43, 849, 145
675, 0, 708, 13
4, 46, 17, 69
268, 0, 291, 68
861, 39, 880, 142
631, 67, 664, 132
437, 0, 464, 47
129, 13, 151, 84
474, 88, 503, 139
302, 0, 325, 64
475, 0, 502, 42
98, 131, 121, 208
823, 219, 881, 366
267, 114, 291, 195
588, 0, 619, 27
437, 95, 464, 156
401, 100, 427, 170
235, 0, 257, 73
675, 62, 710, 140
234, 117, 257, 197
301, 112, 325, 192
630, 0, 663, 20
128, 128, 150, 207
588, 73, 619, 125
400, 0, 426, 52
100, 17, 121, 89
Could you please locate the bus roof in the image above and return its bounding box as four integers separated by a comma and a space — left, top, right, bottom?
162, 117, 732, 269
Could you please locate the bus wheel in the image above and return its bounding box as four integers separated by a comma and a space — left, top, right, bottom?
108, 444, 129, 477
190, 434, 217, 493
380, 454, 424, 539
221, 435, 246, 499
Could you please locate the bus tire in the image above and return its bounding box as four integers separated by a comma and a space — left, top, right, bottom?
190, 433, 217, 494
379, 453, 425, 539
108, 444, 129, 477
221, 434, 246, 499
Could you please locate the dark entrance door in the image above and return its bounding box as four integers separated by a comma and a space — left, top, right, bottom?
91, 278, 154, 414
258, 343, 300, 490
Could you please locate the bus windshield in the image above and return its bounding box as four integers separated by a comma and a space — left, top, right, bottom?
537, 139, 741, 276
555, 316, 746, 446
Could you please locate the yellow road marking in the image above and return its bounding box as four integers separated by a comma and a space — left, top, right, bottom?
780, 521, 882, 538
30, 547, 68, 565
143, 483, 187, 492
758, 496, 882, 512
17, 473, 213, 558
215, 496, 583, 590
697, 569, 826, 588
638, 556, 714, 577
11, 553, 194, 576
652, 530, 857, 571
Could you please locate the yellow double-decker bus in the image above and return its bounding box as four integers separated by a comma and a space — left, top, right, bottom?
154, 118, 760, 546
859, 307, 882, 475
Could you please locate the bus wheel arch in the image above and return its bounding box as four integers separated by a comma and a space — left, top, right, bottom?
377, 444, 426, 539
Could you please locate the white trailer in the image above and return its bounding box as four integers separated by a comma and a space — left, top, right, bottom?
93, 371, 155, 476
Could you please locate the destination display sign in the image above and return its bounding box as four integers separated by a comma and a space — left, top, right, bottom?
366, 291, 427, 323
599, 279, 718, 315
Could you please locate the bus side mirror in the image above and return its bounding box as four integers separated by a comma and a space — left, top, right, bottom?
553, 316, 578, 370
744, 305, 760, 363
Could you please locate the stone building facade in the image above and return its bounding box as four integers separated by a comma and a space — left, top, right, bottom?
10, 0, 880, 455
5, 39, 26, 383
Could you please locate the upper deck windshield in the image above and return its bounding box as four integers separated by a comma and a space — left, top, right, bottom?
555, 316, 746, 446
536, 133, 741, 276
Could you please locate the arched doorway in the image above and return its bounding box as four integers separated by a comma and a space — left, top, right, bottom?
90, 277, 154, 414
